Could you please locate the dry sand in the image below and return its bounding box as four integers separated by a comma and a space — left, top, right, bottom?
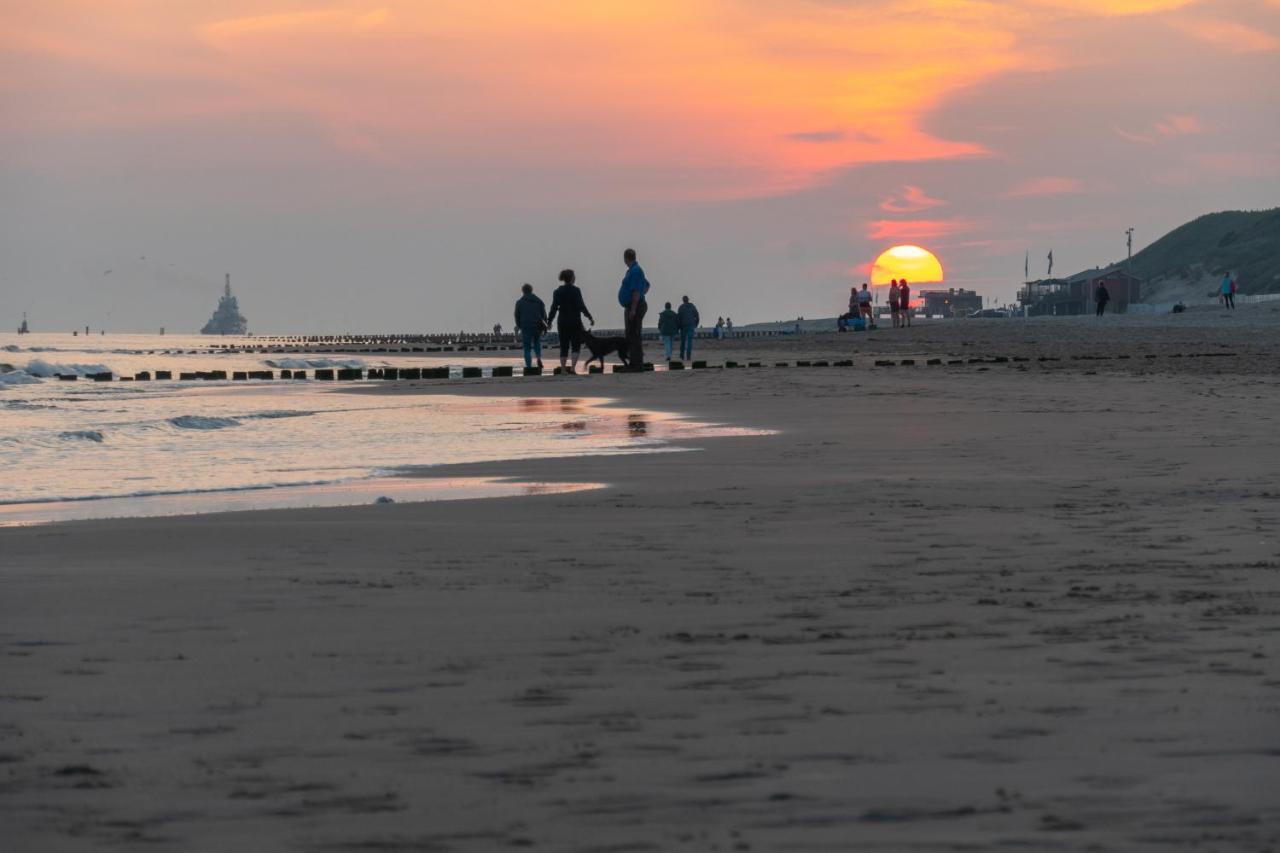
3, 306, 1280, 852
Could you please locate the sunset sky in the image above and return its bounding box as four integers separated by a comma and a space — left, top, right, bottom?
3, 0, 1278, 331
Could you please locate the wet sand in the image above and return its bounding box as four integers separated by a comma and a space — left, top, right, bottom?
3, 306, 1279, 851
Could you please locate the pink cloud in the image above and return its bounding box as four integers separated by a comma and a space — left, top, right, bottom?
1003, 176, 1085, 198
866, 219, 973, 241
1155, 114, 1204, 136
1169, 18, 1280, 53
879, 185, 947, 213
1116, 114, 1204, 144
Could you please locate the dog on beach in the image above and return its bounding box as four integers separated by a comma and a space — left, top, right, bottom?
581, 330, 632, 369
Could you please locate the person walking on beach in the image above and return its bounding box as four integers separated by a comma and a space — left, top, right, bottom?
677, 295, 700, 360
657, 301, 679, 362
1221, 273, 1235, 309
1094, 281, 1111, 317
547, 269, 594, 374
725, 316, 734, 337
888, 280, 901, 328
714, 317, 725, 339
619, 247, 650, 369
857, 283, 875, 329
899, 279, 912, 327
514, 283, 548, 368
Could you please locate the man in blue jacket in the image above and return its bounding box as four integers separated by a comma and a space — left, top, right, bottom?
618, 248, 650, 369
513, 283, 548, 369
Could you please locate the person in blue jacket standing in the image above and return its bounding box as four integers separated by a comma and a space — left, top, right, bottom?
618, 248, 650, 369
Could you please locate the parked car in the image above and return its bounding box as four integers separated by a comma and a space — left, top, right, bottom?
967, 308, 1012, 319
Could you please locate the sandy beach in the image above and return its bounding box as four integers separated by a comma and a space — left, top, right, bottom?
4, 308, 1280, 852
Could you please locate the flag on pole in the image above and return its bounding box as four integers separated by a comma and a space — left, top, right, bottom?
1047, 250, 1054, 276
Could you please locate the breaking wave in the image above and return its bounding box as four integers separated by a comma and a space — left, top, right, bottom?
60, 430, 105, 442
24, 358, 112, 378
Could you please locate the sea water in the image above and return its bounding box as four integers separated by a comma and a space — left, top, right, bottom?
0, 333, 766, 524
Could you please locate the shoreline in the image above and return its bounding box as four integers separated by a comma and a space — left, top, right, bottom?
3, 317, 1279, 850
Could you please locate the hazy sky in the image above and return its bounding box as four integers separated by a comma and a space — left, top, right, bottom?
3, 0, 1278, 332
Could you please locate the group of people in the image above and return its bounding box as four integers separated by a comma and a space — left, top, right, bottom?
512, 248, 705, 373
656, 297, 701, 362
838, 279, 912, 331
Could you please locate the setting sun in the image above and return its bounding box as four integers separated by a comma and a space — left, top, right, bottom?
870, 245, 944, 286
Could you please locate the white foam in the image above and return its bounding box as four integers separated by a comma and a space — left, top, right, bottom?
24, 358, 112, 377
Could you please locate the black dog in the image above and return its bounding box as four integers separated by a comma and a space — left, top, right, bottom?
581, 330, 632, 369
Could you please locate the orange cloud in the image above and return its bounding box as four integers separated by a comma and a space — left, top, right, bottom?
0, 0, 1244, 201
867, 219, 973, 241
880, 185, 947, 213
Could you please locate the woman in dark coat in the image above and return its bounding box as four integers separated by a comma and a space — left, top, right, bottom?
547, 269, 595, 374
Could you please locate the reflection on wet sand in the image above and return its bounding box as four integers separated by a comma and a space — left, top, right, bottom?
0, 477, 605, 528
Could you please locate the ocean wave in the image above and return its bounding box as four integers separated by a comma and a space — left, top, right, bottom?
264, 357, 368, 369
247, 410, 315, 420
60, 430, 105, 442
24, 358, 112, 378
0, 370, 42, 387
168, 415, 241, 430
0, 477, 344, 507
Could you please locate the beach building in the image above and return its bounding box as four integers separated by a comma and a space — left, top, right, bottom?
920, 288, 983, 317
1020, 266, 1142, 316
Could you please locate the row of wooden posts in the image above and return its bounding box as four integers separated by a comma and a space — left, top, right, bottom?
52, 350, 1239, 383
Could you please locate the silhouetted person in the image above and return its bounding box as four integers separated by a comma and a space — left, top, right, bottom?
1095, 282, 1111, 317
857, 283, 874, 328
514, 283, 548, 368
677, 295, 700, 360
899, 280, 912, 326
618, 248, 650, 369
657, 301, 679, 361
548, 269, 594, 374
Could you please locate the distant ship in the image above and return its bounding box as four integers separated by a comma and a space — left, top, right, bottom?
17, 312, 29, 334
200, 274, 248, 336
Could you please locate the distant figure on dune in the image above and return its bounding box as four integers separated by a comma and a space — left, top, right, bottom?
657, 301, 679, 362
899, 280, 912, 327
889, 280, 901, 328
548, 269, 594, 374
514, 283, 548, 369
1094, 281, 1111, 317
1221, 273, 1235, 309
618, 248, 650, 369
678, 295, 700, 360
857, 283, 875, 329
